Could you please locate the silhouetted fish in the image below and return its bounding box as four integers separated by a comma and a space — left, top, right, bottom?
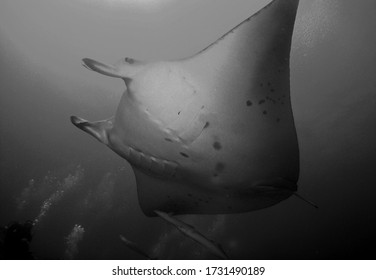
155, 210, 228, 259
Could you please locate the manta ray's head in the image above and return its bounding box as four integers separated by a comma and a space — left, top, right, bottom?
71, 0, 301, 216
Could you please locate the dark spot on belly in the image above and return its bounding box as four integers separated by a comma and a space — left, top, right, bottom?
227, 206, 233, 210
246, 100, 252, 106
259, 99, 265, 105
165, 138, 173, 142
204, 122, 210, 129
276, 118, 281, 122
263, 110, 267, 115
260, 83, 264, 87
180, 152, 189, 158
125, 57, 134, 64
187, 193, 193, 197
213, 173, 218, 177
267, 82, 271, 86
270, 88, 275, 93
178, 111, 181, 115
215, 162, 225, 173
213, 141, 222, 150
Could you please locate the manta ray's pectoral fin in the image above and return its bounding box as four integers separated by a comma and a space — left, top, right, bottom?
71, 116, 113, 145
82, 57, 144, 80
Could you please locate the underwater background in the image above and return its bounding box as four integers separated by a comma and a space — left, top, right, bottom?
0, 0, 375, 259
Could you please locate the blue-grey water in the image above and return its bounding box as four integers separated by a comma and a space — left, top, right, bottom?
0, 0, 375, 259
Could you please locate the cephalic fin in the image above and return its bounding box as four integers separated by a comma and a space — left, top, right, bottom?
71, 115, 113, 145
82, 58, 123, 78
82, 57, 145, 80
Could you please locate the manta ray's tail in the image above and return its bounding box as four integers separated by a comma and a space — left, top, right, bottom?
293, 193, 318, 209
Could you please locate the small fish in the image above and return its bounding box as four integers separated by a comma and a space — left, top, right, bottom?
155, 210, 228, 259
119, 235, 155, 260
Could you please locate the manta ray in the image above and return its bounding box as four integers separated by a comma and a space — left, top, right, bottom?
72, 0, 303, 258
71, 0, 301, 217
